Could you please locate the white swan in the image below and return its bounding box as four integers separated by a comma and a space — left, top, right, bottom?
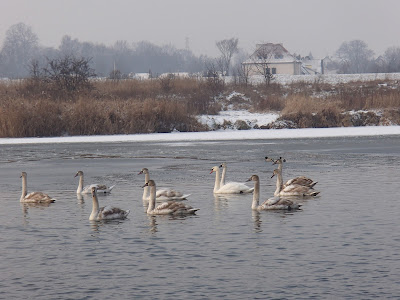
210, 166, 254, 194
267, 156, 317, 188
20, 172, 55, 203
74, 171, 115, 194
246, 175, 301, 210
271, 169, 320, 197
138, 168, 190, 200
89, 187, 130, 221
144, 180, 199, 215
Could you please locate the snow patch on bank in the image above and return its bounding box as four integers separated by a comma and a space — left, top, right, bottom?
198, 110, 279, 129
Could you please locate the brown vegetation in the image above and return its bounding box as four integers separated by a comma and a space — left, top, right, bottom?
269, 80, 400, 128
0, 78, 214, 137
0, 77, 399, 137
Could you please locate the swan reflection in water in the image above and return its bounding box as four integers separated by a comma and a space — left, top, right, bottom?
148, 215, 158, 234
213, 194, 243, 211
252, 210, 262, 233
251, 209, 301, 233
20, 202, 52, 226
145, 213, 198, 235
76, 194, 86, 210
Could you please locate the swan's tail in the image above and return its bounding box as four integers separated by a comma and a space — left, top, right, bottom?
108, 185, 116, 192
244, 188, 255, 193
307, 191, 320, 197
289, 204, 302, 210
310, 182, 318, 188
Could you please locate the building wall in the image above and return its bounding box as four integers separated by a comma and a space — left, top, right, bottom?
244, 62, 301, 76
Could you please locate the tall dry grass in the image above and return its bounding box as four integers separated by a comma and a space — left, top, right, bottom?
0, 99, 64, 137
0, 96, 206, 138
0, 77, 219, 137
278, 80, 400, 127
281, 95, 343, 115
278, 95, 342, 128
1, 77, 399, 137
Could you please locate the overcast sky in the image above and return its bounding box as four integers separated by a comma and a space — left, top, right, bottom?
1, 0, 400, 58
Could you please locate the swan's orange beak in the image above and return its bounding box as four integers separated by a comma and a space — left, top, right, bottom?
209, 170, 214, 174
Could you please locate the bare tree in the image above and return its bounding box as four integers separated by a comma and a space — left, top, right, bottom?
216, 38, 239, 76
39, 55, 96, 95
336, 40, 374, 74
244, 44, 276, 86
229, 49, 250, 86
0, 22, 39, 77
109, 68, 122, 80
205, 60, 224, 92
384, 46, 400, 73
59, 35, 81, 57
28, 59, 42, 80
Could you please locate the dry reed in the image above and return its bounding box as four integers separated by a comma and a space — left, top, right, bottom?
0, 77, 399, 137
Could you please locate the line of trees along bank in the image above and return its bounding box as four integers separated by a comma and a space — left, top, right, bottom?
2, 23, 400, 80
0, 23, 212, 79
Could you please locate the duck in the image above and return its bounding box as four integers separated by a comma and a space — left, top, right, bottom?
246, 175, 300, 210
20, 172, 56, 203
210, 165, 254, 194
143, 180, 199, 215
266, 156, 317, 188
138, 168, 190, 200
271, 169, 320, 197
89, 187, 130, 221
74, 170, 115, 194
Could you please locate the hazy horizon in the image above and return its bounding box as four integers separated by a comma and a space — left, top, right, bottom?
1, 0, 400, 58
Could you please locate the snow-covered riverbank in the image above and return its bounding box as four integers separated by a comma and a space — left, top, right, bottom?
1, 126, 399, 145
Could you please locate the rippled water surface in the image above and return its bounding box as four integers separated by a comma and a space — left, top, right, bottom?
1, 135, 400, 299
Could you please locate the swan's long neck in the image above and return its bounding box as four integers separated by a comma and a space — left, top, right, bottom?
220, 165, 226, 186
143, 172, 150, 200
277, 162, 284, 186
20, 176, 27, 202
213, 168, 221, 192
274, 170, 283, 196
77, 175, 84, 194
90, 193, 99, 220
147, 185, 156, 213
252, 179, 260, 210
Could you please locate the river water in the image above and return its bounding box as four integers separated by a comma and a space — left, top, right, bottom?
1, 135, 400, 299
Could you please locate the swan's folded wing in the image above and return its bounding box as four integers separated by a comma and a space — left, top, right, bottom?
262, 196, 281, 206
96, 184, 108, 190
218, 182, 253, 193
282, 184, 310, 194
24, 191, 55, 203
155, 201, 173, 210
285, 176, 315, 187
156, 188, 184, 198
100, 205, 129, 219
84, 184, 114, 194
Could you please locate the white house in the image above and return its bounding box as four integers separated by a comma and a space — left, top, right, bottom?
242, 43, 302, 76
